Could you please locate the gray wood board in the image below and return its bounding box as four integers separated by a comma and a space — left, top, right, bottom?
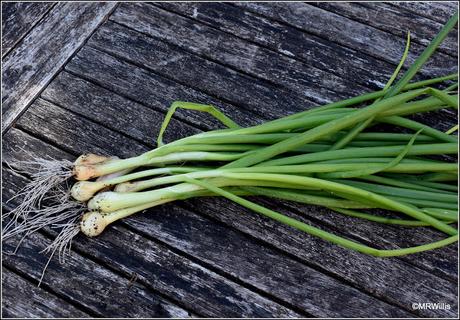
1, 2, 117, 133
43, 41, 458, 283
389, 1, 459, 24
3, 128, 412, 316
1, 267, 89, 318
313, 2, 457, 57
110, 2, 367, 104
234, 2, 457, 76
2, 143, 192, 318
1, 2, 55, 57
153, 2, 401, 90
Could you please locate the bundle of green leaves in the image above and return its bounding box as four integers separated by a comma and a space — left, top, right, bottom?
3, 12, 458, 264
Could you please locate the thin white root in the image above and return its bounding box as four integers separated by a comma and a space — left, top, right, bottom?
3, 157, 73, 233
2, 155, 86, 287
2, 184, 82, 241
38, 219, 81, 286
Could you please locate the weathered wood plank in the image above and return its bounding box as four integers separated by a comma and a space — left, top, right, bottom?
3, 97, 401, 317
16, 98, 149, 159
66, 46, 289, 125
13, 77, 420, 315
16, 65, 458, 312
1, 228, 192, 318
65, 47, 262, 128
77, 224, 300, 317
2, 167, 299, 318
6, 109, 302, 316
262, 197, 457, 282
3, 2, 457, 317
41, 71, 201, 145
1, 267, 89, 318
154, 2, 399, 90
234, 2, 457, 76
1, 2, 117, 133
313, 2, 457, 57
2, 168, 193, 318
80, 19, 456, 133
110, 2, 366, 103
390, 1, 459, 24
1, 2, 55, 57
85, 24, 319, 118
182, 197, 458, 317
122, 204, 412, 317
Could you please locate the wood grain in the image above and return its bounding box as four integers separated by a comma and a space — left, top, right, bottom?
1, 2, 117, 133
41, 71, 201, 145
1, 2, 55, 57
2, 166, 192, 318
182, 197, 458, 317
80, 36, 315, 122
110, 2, 366, 103
313, 2, 457, 57
3, 96, 407, 317
154, 2, 399, 90
1, 223, 192, 318
390, 1, 459, 24
65, 47, 262, 128
275, 198, 458, 282
122, 204, 412, 317
1, 268, 89, 318
234, 2, 457, 76
46, 55, 458, 282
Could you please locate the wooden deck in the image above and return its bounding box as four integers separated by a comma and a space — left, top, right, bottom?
1, 2, 458, 318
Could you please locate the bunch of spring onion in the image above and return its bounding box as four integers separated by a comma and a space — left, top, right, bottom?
2, 12, 459, 263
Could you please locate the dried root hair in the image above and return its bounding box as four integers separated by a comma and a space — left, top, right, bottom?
3, 156, 74, 234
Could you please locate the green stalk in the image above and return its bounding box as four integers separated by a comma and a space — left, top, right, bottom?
89, 172, 457, 235
385, 11, 458, 97
357, 174, 456, 194
328, 207, 452, 226
329, 179, 458, 203
329, 31, 411, 151
219, 173, 458, 235
397, 178, 458, 192
258, 143, 457, 166
182, 177, 458, 256
446, 125, 459, 134
379, 116, 457, 142
381, 95, 456, 117
240, 186, 375, 209
418, 172, 458, 182
387, 196, 457, 210
272, 73, 458, 123
223, 88, 430, 168
422, 208, 458, 221
324, 132, 437, 142
319, 130, 421, 178
113, 161, 457, 194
